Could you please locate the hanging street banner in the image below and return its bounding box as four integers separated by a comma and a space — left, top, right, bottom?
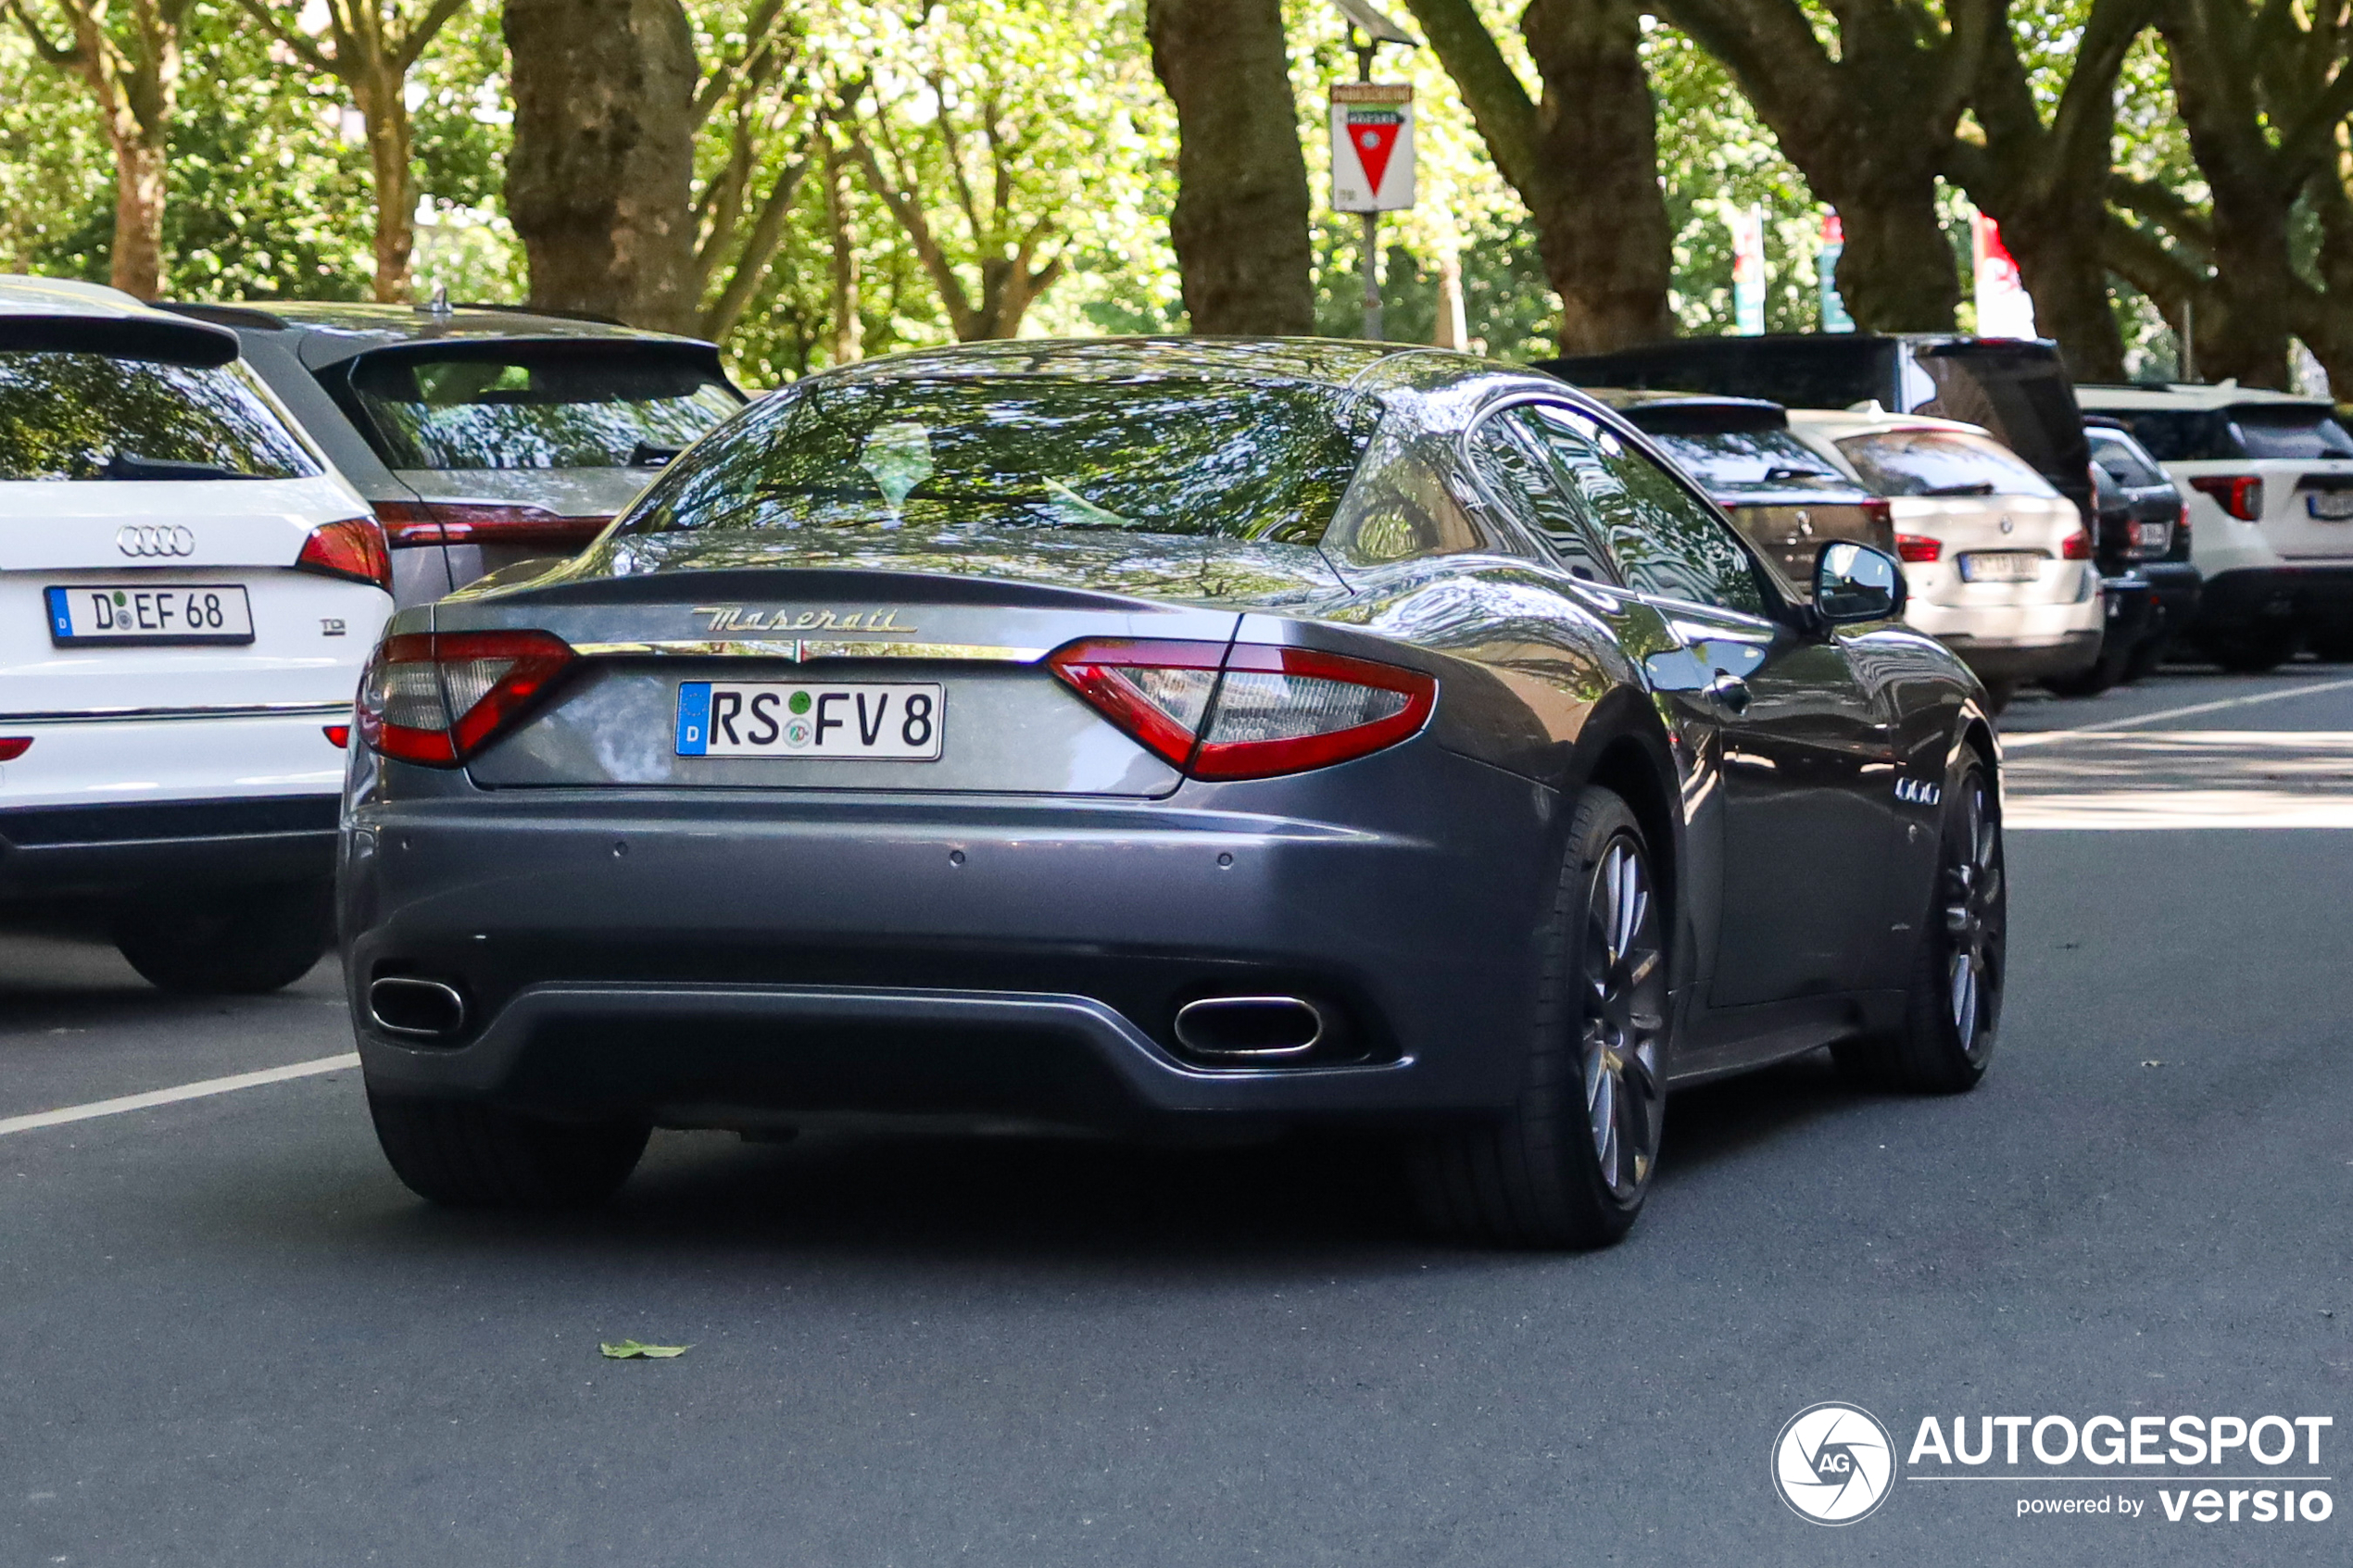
1330, 83, 1416, 212
1728, 203, 1767, 335
1818, 213, 1855, 332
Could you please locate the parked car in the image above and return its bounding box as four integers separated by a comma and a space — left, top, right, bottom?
341, 339, 2004, 1248
1575, 389, 1893, 591
0, 276, 394, 990
2074, 382, 2353, 670
1784, 407, 2101, 710
164, 300, 749, 608
1539, 332, 2095, 526
2064, 418, 2198, 690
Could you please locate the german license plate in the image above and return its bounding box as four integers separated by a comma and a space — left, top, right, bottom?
2308, 490, 2353, 521
2132, 521, 2173, 554
674, 681, 943, 759
44, 583, 254, 646
1957, 551, 2045, 583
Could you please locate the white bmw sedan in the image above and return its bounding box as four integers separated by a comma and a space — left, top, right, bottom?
0, 277, 392, 991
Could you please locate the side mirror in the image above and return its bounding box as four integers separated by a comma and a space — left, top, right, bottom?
1814, 541, 1906, 624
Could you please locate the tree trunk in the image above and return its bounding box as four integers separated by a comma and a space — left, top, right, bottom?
1518, 0, 1674, 351
1993, 201, 2126, 380
1143, 0, 1315, 335
107, 128, 169, 300
824, 143, 862, 365
352, 66, 417, 304
504, 0, 700, 332
1806, 154, 1960, 333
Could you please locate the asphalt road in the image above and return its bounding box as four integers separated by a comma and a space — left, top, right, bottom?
6, 667, 2352, 1566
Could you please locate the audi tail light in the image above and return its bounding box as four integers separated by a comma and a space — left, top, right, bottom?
2060, 528, 2094, 560
2189, 475, 2264, 521
323, 724, 350, 749
373, 499, 614, 550
296, 516, 392, 591
1049, 638, 1437, 781
357, 631, 577, 766
0, 737, 30, 761
1894, 533, 1943, 562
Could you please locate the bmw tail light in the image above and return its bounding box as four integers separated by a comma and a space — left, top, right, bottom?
357, 631, 576, 767
1894, 533, 1943, 562
296, 516, 392, 591
1049, 638, 1437, 780
2060, 528, 2093, 560
373, 499, 613, 550
2189, 475, 2263, 521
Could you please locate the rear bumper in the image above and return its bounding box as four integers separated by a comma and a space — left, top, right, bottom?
2139, 561, 2202, 625
342, 758, 1567, 1134
1935, 629, 2103, 682
2197, 565, 2353, 630
0, 795, 338, 899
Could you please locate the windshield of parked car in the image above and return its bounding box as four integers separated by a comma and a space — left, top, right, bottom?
347, 345, 741, 471
1831, 428, 2058, 498
0, 351, 317, 481
2231, 407, 2353, 461
1644, 427, 1850, 493
619, 373, 1371, 544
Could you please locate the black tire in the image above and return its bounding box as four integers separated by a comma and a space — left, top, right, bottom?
2306, 625, 2353, 663
1832, 753, 2005, 1094
110, 880, 333, 995
2198, 625, 2299, 673
2121, 630, 2170, 684
367, 1090, 649, 1209
2039, 653, 2120, 698
1409, 787, 1668, 1249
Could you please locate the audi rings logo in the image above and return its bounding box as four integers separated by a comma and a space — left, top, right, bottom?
117, 524, 195, 558
1773, 1403, 1897, 1524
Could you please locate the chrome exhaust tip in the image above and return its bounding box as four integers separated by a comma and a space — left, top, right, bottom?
1172, 996, 1325, 1060
367, 976, 467, 1039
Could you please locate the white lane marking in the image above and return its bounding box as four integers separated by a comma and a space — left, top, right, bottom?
0, 1052, 359, 1137
2008, 792, 2353, 830
2004, 674, 2353, 746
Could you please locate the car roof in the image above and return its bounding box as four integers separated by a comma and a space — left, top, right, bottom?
1, 272, 241, 365
159, 299, 721, 363
2074, 381, 2333, 413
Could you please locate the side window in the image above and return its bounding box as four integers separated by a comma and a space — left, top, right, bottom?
1523, 404, 1767, 614
1461, 408, 1615, 583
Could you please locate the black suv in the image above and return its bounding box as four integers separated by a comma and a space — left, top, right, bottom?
165, 301, 748, 607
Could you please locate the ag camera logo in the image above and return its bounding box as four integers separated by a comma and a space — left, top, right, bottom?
1774, 1402, 1897, 1524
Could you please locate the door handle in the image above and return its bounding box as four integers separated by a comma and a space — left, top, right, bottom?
1705, 672, 1752, 715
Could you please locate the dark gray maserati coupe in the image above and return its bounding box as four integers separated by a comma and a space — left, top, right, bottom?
341, 339, 2005, 1248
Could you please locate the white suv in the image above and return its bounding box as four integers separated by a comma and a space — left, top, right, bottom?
0, 277, 393, 990
1787, 407, 2100, 709
2074, 383, 2353, 670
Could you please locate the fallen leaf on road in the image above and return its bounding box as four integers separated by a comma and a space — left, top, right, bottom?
599, 1340, 690, 1360
2140, 1060, 2164, 1068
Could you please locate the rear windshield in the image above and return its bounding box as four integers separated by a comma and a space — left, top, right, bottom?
0, 351, 316, 481
1833, 429, 2058, 498
2233, 407, 2353, 460
2098, 408, 2237, 461
1545, 338, 1895, 413
2086, 428, 2167, 487
1908, 344, 2086, 492
1645, 428, 1853, 494
621, 374, 1370, 543
346, 345, 740, 471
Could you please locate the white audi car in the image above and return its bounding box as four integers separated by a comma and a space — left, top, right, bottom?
0, 276, 392, 990
1787, 407, 2101, 710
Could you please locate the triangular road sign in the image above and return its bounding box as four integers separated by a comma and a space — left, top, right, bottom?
1349, 120, 1402, 194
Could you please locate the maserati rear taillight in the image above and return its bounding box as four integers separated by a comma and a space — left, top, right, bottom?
296, 516, 392, 591
1049, 638, 1436, 781
357, 631, 576, 766
373, 500, 614, 550
1895, 533, 1943, 562
2189, 475, 2264, 521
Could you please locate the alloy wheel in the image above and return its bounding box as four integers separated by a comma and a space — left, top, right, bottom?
1940, 778, 2005, 1061
1581, 835, 1667, 1202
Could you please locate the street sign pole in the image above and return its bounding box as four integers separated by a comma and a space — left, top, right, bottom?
1354, 40, 1381, 344
1328, 0, 1417, 344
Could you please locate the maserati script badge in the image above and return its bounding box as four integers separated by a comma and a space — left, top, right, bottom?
691, 606, 916, 634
